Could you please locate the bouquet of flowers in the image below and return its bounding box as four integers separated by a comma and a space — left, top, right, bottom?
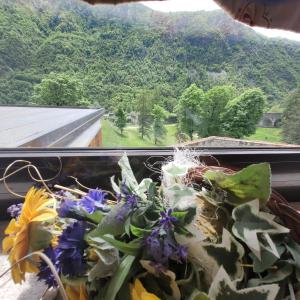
2, 152, 300, 300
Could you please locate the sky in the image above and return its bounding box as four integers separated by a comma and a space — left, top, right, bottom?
143, 0, 300, 42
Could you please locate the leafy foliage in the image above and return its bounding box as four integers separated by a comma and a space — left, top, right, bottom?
203, 163, 271, 205
32, 72, 90, 106
177, 84, 206, 140
152, 104, 167, 145
0, 0, 298, 112
222, 89, 266, 138
282, 87, 300, 144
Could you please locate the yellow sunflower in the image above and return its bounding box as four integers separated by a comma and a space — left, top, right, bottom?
65, 283, 88, 300
130, 278, 160, 300
2, 187, 57, 283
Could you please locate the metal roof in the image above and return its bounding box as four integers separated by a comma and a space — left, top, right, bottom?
0, 106, 105, 147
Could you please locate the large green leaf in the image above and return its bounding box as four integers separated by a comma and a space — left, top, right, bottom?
204, 163, 271, 205
87, 237, 119, 281
248, 261, 294, 287
98, 235, 141, 256
208, 267, 279, 300
28, 222, 53, 251
104, 255, 135, 300
118, 153, 139, 192
95, 203, 126, 236
201, 228, 244, 282
232, 200, 289, 259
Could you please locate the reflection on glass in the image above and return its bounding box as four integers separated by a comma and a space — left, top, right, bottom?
0, 0, 299, 148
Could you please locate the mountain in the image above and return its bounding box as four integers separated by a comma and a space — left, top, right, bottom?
0, 0, 299, 111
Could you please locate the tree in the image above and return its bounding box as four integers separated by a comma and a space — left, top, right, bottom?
205, 85, 236, 136
136, 90, 153, 139
177, 84, 206, 140
32, 72, 90, 107
282, 87, 300, 144
115, 106, 127, 135
222, 88, 265, 138
152, 104, 167, 144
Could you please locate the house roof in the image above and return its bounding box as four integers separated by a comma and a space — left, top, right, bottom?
0, 106, 105, 147
178, 136, 299, 148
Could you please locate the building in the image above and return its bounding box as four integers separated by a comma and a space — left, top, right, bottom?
0, 106, 105, 148
178, 136, 298, 148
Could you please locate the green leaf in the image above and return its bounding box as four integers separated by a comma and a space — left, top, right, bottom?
248, 261, 294, 286
83, 210, 105, 224
189, 290, 211, 300
208, 267, 279, 300
104, 255, 135, 300
232, 200, 289, 260
118, 153, 139, 191
250, 245, 285, 273
173, 206, 197, 225
86, 237, 119, 281
99, 235, 141, 256
201, 228, 244, 282
130, 224, 151, 238
28, 222, 53, 251
204, 163, 271, 205
96, 203, 126, 236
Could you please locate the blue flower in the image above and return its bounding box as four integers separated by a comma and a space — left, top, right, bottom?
7, 203, 23, 219
58, 199, 78, 218
56, 222, 87, 277
80, 188, 108, 213
37, 247, 60, 288
159, 209, 177, 230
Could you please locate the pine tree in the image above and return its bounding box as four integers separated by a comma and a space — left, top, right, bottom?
115, 106, 127, 135
152, 104, 167, 144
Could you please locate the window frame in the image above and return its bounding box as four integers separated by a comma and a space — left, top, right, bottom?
1, 147, 300, 220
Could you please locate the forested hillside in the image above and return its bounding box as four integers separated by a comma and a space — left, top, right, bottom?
0, 0, 299, 112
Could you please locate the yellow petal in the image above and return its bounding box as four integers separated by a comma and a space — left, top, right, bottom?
31, 208, 57, 222
130, 283, 141, 300
4, 219, 19, 234
2, 236, 14, 253
79, 284, 88, 300
141, 292, 160, 300
135, 279, 147, 297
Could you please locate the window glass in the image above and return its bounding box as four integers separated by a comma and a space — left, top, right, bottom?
0, 0, 299, 148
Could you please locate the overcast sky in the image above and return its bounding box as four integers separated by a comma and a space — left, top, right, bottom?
143, 0, 300, 41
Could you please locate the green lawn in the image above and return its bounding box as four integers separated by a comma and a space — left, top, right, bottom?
102, 119, 178, 147
102, 119, 283, 147
246, 128, 282, 143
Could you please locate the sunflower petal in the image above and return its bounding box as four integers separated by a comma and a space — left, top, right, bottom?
135, 279, 147, 296
4, 219, 19, 234
2, 236, 14, 253
31, 208, 57, 222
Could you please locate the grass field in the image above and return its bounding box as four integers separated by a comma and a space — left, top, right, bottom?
102, 119, 178, 147
102, 119, 283, 147
246, 128, 282, 143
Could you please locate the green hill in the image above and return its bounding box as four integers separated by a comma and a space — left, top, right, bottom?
0, 0, 299, 111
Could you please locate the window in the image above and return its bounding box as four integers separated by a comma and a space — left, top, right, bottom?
0, 0, 299, 149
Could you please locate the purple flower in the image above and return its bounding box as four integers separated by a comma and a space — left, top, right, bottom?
56, 222, 87, 277
145, 229, 178, 265
176, 245, 188, 262
37, 247, 61, 288
80, 189, 108, 213
7, 203, 23, 219
116, 194, 139, 222
159, 209, 177, 230
58, 199, 78, 218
